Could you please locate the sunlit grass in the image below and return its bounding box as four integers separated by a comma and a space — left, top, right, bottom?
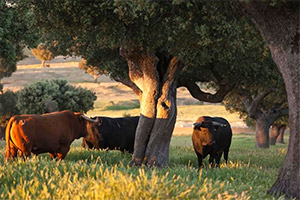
0, 134, 288, 199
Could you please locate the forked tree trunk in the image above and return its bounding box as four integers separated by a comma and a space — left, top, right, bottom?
121, 49, 182, 167
276, 125, 286, 144
255, 114, 270, 148
143, 58, 179, 167
270, 124, 280, 145
233, 1, 300, 198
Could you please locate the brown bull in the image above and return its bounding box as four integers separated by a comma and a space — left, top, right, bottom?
192, 116, 232, 168
5, 110, 97, 161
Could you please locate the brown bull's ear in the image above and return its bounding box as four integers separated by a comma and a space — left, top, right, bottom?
193, 122, 202, 130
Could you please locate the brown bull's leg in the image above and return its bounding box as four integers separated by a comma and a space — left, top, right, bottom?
196, 152, 203, 168
49, 153, 57, 159
57, 146, 70, 160
6, 142, 18, 161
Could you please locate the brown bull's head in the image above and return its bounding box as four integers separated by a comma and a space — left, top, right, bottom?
74, 113, 101, 139
193, 117, 226, 147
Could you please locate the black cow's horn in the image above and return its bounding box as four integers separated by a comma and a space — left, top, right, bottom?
212, 121, 226, 127
81, 115, 98, 123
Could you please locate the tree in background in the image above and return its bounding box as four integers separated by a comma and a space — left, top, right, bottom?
78, 59, 105, 83
24, 0, 277, 167
17, 79, 96, 114
233, 1, 299, 198
31, 44, 54, 67
269, 116, 289, 145
223, 58, 288, 148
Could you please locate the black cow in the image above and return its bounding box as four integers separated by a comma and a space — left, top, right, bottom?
82, 116, 139, 153
192, 116, 232, 167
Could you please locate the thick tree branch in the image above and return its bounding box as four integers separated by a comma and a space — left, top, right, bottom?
113, 76, 142, 99
239, 89, 270, 118
182, 81, 234, 103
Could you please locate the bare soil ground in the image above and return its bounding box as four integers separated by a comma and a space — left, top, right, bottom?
2, 56, 253, 135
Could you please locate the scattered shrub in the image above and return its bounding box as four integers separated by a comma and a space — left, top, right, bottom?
17, 79, 97, 114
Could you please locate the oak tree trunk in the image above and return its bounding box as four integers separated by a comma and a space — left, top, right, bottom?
276, 125, 286, 144
270, 124, 280, 145
255, 114, 270, 148
121, 49, 182, 167
234, 1, 300, 198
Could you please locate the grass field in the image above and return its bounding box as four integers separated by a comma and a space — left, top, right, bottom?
0, 61, 288, 199
0, 134, 288, 199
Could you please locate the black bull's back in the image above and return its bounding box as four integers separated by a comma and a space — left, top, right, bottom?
82, 116, 139, 153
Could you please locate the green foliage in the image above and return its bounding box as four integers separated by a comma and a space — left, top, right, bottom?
0, 90, 19, 127
0, 1, 38, 79
23, 0, 269, 88
0, 134, 287, 199
17, 79, 97, 114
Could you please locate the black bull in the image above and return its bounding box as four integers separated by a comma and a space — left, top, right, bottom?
192, 116, 232, 167
82, 116, 139, 153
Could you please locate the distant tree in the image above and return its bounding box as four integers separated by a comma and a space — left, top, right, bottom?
224, 74, 288, 148
31, 44, 54, 67
270, 116, 289, 145
17, 79, 97, 114
78, 59, 105, 83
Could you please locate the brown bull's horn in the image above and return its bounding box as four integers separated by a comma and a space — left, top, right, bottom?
81, 115, 98, 123
212, 121, 226, 127
193, 122, 202, 127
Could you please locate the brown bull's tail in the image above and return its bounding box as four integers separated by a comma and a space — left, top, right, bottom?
5, 117, 15, 161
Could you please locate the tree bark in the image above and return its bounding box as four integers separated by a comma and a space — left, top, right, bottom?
276, 125, 286, 144
120, 48, 182, 167
233, 1, 300, 199
255, 114, 270, 148
270, 124, 280, 145
143, 57, 181, 167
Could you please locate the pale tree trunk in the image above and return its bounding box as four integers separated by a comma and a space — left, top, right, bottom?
143, 58, 179, 167
41, 60, 45, 68
255, 114, 270, 148
120, 48, 182, 167
276, 125, 286, 144
93, 75, 99, 83
270, 124, 280, 145
233, 1, 300, 198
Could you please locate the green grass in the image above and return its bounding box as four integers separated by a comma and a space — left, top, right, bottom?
0, 134, 288, 199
